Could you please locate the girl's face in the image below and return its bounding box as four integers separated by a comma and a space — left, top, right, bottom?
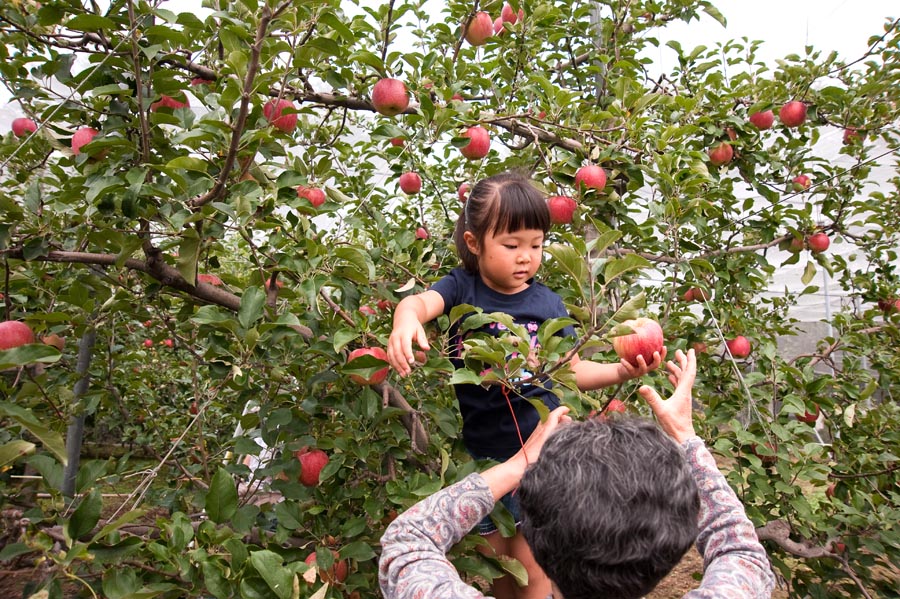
464, 227, 544, 294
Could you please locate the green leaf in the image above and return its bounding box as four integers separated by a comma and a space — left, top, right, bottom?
0, 344, 61, 369
497, 555, 529, 586
92, 507, 148, 543
801, 260, 816, 285
205, 468, 238, 524
0, 542, 32, 561
65, 489, 102, 544
166, 156, 208, 173
176, 229, 200, 285
545, 243, 586, 284
102, 567, 141, 599
0, 401, 68, 465
604, 254, 652, 283
0, 440, 36, 467
66, 13, 116, 31
249, 550, 293, 599
339, 540, 376, 561
608, 292, 647, 325
588, 230, 623, 254
238, 286, 266, 330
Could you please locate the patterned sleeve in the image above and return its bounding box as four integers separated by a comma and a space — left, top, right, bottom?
682, 437, 776, 598
379, 473, 494, 599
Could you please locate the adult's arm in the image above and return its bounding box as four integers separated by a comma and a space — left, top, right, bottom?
682, 437, 776, 598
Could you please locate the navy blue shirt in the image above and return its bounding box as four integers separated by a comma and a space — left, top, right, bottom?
430, 268, 576, 460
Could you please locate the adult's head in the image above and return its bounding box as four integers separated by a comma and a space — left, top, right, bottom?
453, 170, 550, 273
518, 416, 701, 599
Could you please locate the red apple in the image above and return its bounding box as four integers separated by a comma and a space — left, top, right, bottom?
779, 101, 807, 128
399, 172, 422, 194
150, 94, 189, 111
792, 175, 811, 192
842, 127, 862, 145
189, 401, 199, 415
547, 195, 577, 225
297, 185, 327, 207
414, 350, 427, 364
464, 11, 494, 46
493, 17, 505, 35
726, 335, 751, 358
263, 98, 298, 133
796, 404, 819, 424
748, 110, 774, 130
41, 333, 65, 351
451, 93, 464, 102
0, 321, 35, 350
11, 117, 37, 137
708, 142, 733, 166
807, 232, 830, 253
191, 77, 213, 86
371, 78, 410, 117
877, 298, 900, 312
602, 399, 626, 420
682, 287, 710, 302
304, 550, 348, 584
71, 127, 99, 155
376, 299, 394, 311
458, 182, 470, 203
163, 338, 174, 348
198, 273, 223, 286
359, 305, 376, 316
788, 236, 805, 252
574, 164, 607, 194
415, 227, 429, 240
459, 125, 490, 159
143, 319, 153, 327
611, 318, 665, 367
143, 339, 153, 348
347, 346, 389, 385
825, 483, 836, 498
295, 447, 330, 487
389, 136, 405, 147
501, 3, 521, 24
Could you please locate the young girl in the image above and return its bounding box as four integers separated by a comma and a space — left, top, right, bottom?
387, 171, 664, 599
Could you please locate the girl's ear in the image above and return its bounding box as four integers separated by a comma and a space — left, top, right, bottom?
463, 231, 479, 255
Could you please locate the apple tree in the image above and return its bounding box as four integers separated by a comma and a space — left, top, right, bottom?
1, 0, 899, 597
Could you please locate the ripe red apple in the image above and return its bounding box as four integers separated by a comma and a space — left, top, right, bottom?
71, 127, 99, 155
451, 93, 464, 102
399, 171, 422, 194
842, 127, 862, 145
359, 305, 376, 316
263, 98, 298, 133
493, 17, 505, 35
547, 195, 577, 225
189, 401, 199, 415
297, 185, 326, 207
574, 164, 607, 194
602, 398, 626, 420
459, 125, 490, 159
611, 318, 665, 367
389, 136, 405, 147
347, 346, 389, 385
295, 447, 330, 486
41, 333, 65, 351
788, 236, 805, 252
682, 287, 710, 302
792, 174, 811, 192
825, 482, 836, 498
143, 339, 153, 348
807, 232, 830, 253
304, 550, 348, 584
877, 298, 900, 312
415, 227, 429, 240
458, 182, 470, 203
150, 94, 189, 111
708, 142, 733, 166
163, 338, 174, 348
726, 335, 751, 358
371, 78, 410, 117
143, 319, 153, 327
0, 321, 35, 350
779, 101, 807, 128
376, 299, 393, 311
464, 11, 494, 46
12, 117, 37, 137
501, 3, 521, 24
191, 77, 213, 86
748, 110, 774, 130
796, 404, 819, 424
198, 273, 223, 286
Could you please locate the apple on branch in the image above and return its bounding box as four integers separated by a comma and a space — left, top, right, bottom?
346, 346, 390, 385
398, 172, 422, 194
459, 125, 490, 159
574, 164, 607, 195
0, 321, 35, 350
708, 142, 733, 166
464, 11, 494, 46
748, 109, 774, 130
807, 232, 830, 253
263, 98, 298, 133
297, 185, 327, 208
779, 101, 807, 128
611, 318, 665, 368
547, 195, 577, 225
458, 182, 470, 203
791, 174, 812, 192
11, 118, 37, 137
304, 549, 348, 584
71, 127, 99, 155
725, 335, 751, 358
371, 78, 410, 117
295, 447, 330, 486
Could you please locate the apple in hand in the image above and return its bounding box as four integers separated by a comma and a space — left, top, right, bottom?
347, 346, 390, 385
0, 321, 35, 350
708, 142, 733, 166
574, 164, 607, 194
611, 318, 665, 368
726, 335, 751, 358
779, 101, 807, 128
399, 172, 422, 194
371, 78, 410, 117
295, 447, 330, 486
464, 11, 494, 46
807, 232, 830, 253
748, 110, 774, 130
547, 195, 577, 225
459, 125, 490, 159
263, 98, 298, 133
12, 118, 37, 137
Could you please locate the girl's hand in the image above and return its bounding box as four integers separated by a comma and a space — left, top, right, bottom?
619, 346, 668, 379
387, 314, 430, 377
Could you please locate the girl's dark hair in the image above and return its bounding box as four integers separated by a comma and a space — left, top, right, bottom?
452, 171, 550, 273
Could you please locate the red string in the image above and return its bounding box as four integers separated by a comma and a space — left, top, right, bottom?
501, 384, 529, 465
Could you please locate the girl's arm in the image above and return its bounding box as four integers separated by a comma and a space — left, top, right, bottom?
569, 349, 666, 391
387, 290, 445, 377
